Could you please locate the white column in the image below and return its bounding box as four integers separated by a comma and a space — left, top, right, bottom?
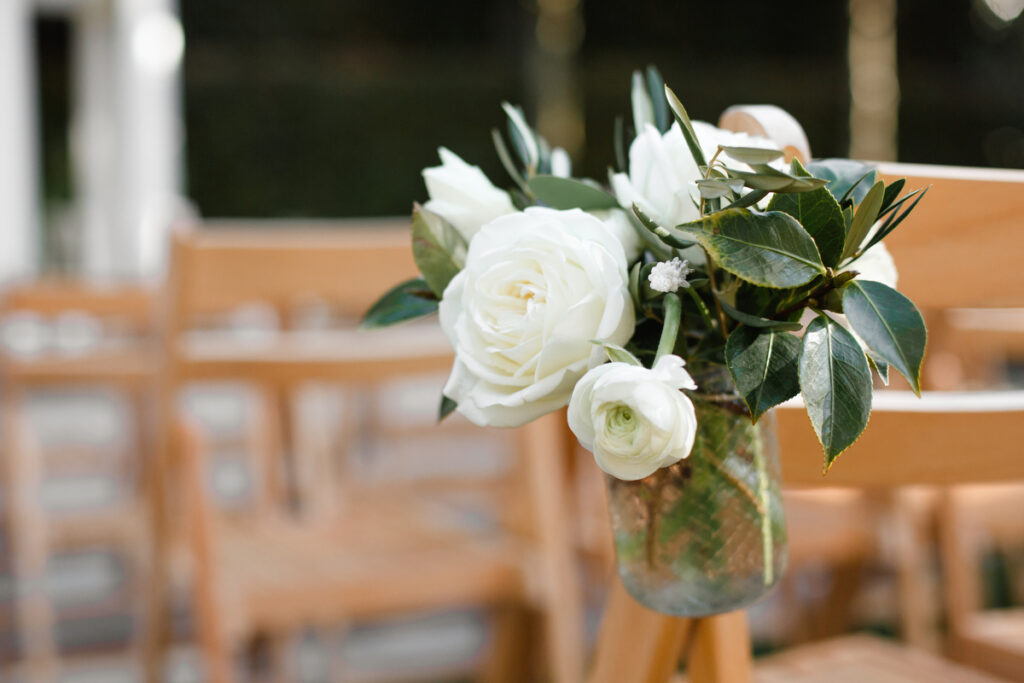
0, 0, 40, 281
113, 0, 184, 278
72, 0, 119, 277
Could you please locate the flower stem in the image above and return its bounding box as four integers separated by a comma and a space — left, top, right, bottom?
655, 293, 681, 362
754, 446, 774, 586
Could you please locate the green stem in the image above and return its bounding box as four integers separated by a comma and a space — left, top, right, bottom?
754, 446, 774, 586
655, 293, 681, 362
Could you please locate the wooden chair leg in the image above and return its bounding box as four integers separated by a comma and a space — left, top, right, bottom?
687, 611, 752, 683
483, 604, 534, 683
588, 579, 693, 683
3, 390, 59, 683
521, 412, 585, 683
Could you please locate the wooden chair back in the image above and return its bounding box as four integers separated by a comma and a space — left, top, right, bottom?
165, 219, 415, 328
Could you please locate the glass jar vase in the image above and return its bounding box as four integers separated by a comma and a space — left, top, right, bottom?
604, 367, 787, 616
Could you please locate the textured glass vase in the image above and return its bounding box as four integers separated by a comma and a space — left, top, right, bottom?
604, 366, 787, 616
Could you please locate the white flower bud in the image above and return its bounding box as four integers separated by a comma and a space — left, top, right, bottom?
648, 257, 692, 293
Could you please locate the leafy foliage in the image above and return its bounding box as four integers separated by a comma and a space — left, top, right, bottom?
726, 327, 802, 421
798, 314, 873, 468
767, 159, 846, 267
411, 205, 467, 296
360, 278, 438, 329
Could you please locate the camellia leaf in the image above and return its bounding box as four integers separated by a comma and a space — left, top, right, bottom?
805, 159, 877, 205
799, 314, 873, 469
841, 280, 927, 395
768, 158, 846, 267
674, 209, 826, 289
726, 326, 802, 422
411, 205, 468, 297
528, 175, 620, 210
840, 181, 885, 261
439, 395, 457, 422
720, 146, 785, 165
360, 278, 439, 330
867, 353, 890, 386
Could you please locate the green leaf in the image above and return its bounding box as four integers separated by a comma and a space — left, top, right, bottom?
716, 295, 803, 331
768, 159, 846, 267
439, 395, 457, 422
613, 115, 627, 172
664, 85, 708, 169
804, 159, 877, 205
861, 186, 929, 253
502, 102, 539, 171
696, 178, 745, 198
412, 206, 468, 297
722, 189, 769, 210
840, 181, 885, 261
841, 280, 927, 395
726, 326, 802, 422
528, 175, 620, 210
799, 314, 873, 469
674, 209, 826, 288
879, 178, 906, 215
591, 340, 642, 366
360, 278, 439, 330
645, 65, 671, 133
632, 203, 694, 250
491, 128, 529, 194
724, 167, 829, 193
720, 146, 785, 165
867, 353, 890, 386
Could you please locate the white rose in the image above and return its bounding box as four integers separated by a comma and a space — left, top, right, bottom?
422, 147, 516, 242
589, 208, 642, 263
439, 207, 635, 427
568, 355, 698, 481
610, 122, 781, 230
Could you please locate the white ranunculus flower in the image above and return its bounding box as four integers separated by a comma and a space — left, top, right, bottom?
610, 122, 781, 230
439, 207, 635, 427
589, 208, 642, 262
568, 355, 698, 481
422, 147, 516, 242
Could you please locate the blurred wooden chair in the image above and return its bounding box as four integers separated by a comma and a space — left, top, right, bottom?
0, 280, 156, 680
586, 141, 1024, 678
144, 223, 585, 682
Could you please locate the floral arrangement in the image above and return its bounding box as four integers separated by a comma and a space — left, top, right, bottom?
363, 66, 928, 481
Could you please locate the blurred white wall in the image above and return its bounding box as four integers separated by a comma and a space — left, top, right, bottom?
4, 0, 186, 280
0, 0, 41, 282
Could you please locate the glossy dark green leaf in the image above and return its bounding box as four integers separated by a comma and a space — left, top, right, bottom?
841, 280, 927, 395
716, 295, 803, 331
360, 278, 439, 330
799, 314, 873, 469
879, 178, 906, 215
664, 85, 708, 168
439, 395, 458, 422
862, 186, 929, 253
867, 353, 889, 386
840, 181, 885, 261
411, 206, 468, 296
528, 175, 620, 210
768, 159, 846, 267
726, 326, 802, 421
804, 159, 877, 205
674, 209, 826, 288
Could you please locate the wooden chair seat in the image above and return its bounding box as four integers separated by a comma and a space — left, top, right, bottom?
0, 347, 156, 384
208, 496, 528, 638
753, 634, 1003, 682
954, 609, 1024, 680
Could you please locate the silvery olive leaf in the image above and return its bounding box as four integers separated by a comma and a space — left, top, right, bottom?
720, 146, 785, 165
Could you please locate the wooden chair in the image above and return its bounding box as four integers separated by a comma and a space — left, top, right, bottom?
0, 280, 157, 680
144, 222, 585, 682
586, 147, 1024, 678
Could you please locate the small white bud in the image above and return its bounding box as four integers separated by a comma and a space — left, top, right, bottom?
648, 257, 692, 293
